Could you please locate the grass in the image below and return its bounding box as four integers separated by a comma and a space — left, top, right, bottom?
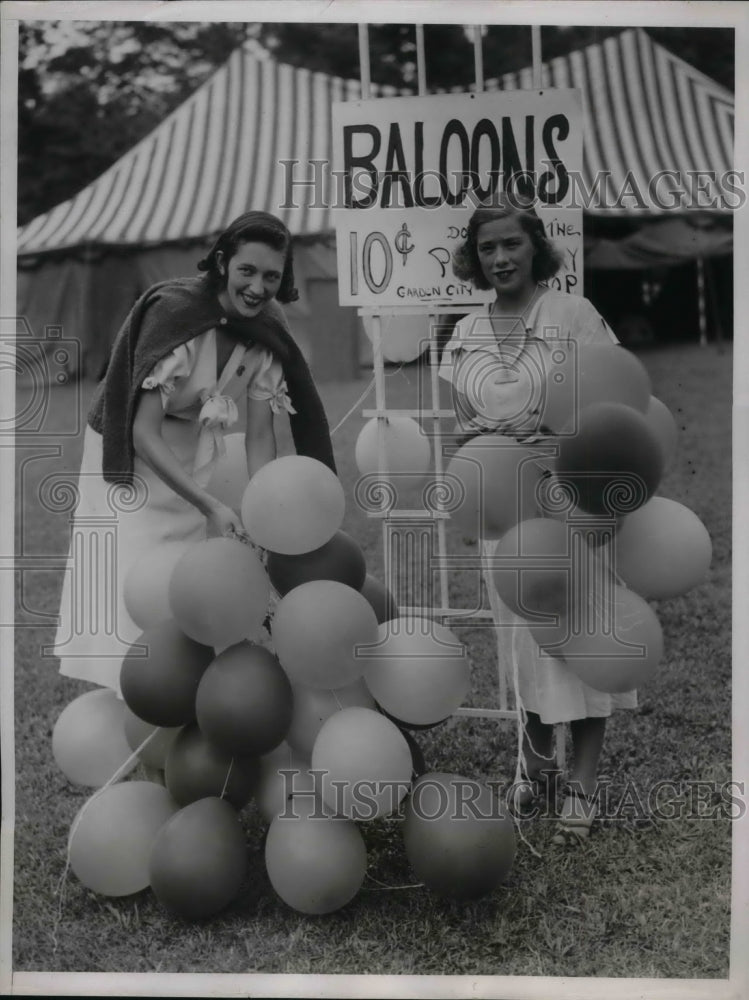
11, 341, 733, 980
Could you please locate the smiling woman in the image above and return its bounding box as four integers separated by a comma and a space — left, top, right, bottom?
54, 211, 336, 693
441, 194, 632, 846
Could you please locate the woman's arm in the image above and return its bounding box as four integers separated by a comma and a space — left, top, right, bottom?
132, 388, 245, 537
245, 396, 277, 480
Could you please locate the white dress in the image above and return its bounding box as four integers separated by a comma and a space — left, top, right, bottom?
54, 329, 295, 693
439, 288, 638, 724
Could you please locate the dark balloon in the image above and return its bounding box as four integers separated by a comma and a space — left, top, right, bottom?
267, 530, 367, 596
120, 620, 214, 727
149, 797, 248, 919
164, 722, 260, 809
196, 642, 293, 758
555, 402, 664, 516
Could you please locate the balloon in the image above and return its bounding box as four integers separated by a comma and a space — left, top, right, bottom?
52, 688, 138, 787
273, 580, 379, 689
68, 781, 178, 896
149, 797, 248, 919
362, 310, 430, 363
354, 416, 432, 476
311, 707, 413, 820
360, 574, 399, 624
267, 530, 367, 597
644, 397, 679, 472
164, 722, 261, 809
196, 642, 292, 757
286, 678, 376, 759
402, 772, 516, 900
555, 585, 664, 693
491, 518, 570, 621
555, 402, 664, 516
123, 542, 195, 631
445, 437, 544, 539
265, 809, 367, 914
120, 620, 213, 727
255, 743, 320, 824
241, 456, 345, 555
205, 432, 248, 510
613, 497, 712, 599
540, 342, 651, 433
359, 618, 469, 727
168, 537, 270, 648
122, 705, 181, 770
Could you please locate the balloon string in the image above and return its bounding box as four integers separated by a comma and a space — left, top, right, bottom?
509, 625, 542, 860
363, 872, 424, 891
329, 364, 405, 437
220, 758, 235, 800
330, 376, 375, 437
51, 728, 160, 953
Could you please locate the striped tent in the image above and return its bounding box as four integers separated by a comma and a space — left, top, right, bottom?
486, 26, 734, 217
17, 28, 734, 375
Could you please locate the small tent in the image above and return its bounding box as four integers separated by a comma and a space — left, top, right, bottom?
17, 27, 734, 376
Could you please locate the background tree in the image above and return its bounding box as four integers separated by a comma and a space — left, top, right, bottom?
18, 21, 734, 226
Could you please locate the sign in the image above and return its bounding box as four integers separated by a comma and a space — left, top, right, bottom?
332, 90, 583, 308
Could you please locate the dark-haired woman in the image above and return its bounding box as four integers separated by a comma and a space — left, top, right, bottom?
55, 211, 335, 693
439, 197, 636, 843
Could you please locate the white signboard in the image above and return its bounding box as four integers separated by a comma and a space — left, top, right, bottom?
332, 90, 583, 308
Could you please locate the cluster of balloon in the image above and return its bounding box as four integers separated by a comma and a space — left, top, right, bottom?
473, 345, 712, 695
54, 446, 508, 919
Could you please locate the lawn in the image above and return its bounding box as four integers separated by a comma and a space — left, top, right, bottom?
11, 340, 733, 982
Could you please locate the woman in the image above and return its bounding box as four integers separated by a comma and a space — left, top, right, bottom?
55, 211, 335, 692
439, 196, 636, 843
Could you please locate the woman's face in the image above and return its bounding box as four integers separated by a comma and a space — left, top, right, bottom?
475, 216, 536, 301
217, 241, 286, 318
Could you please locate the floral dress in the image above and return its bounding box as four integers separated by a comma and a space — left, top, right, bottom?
54, 329, 295, 693
439, 288, 638, 723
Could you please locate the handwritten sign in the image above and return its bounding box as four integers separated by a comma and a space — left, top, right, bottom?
332, 90, 583, 307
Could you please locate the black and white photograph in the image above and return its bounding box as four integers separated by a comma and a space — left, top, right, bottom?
1, 1, 747, 997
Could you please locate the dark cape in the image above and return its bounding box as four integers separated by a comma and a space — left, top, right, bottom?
88, 275, 336, 482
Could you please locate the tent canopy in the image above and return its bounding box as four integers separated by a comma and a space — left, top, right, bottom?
18, 27, 734, 263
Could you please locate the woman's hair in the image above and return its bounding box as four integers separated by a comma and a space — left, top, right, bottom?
452, 194, 563, 288
198, 211, 299, 303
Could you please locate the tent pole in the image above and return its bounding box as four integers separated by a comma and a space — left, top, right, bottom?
358, 25, 391, 597
697, 256, 708, 347
472, 25, 484, 92
415, 24, 426, 95
532, 26, 542, 88
704, 256, 725, 346
358, 24, 371, 99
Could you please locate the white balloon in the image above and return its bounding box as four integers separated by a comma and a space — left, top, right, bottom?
354, 416, 432, 476
241, 456, 345, 555
53, 688, 137, 787
362, 312, 430, 363
123, 542, 195, 631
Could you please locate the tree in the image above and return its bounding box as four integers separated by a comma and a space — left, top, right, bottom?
18, 21, 249, 224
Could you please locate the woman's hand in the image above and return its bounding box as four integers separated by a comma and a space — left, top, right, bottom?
206, 500, 251, 542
